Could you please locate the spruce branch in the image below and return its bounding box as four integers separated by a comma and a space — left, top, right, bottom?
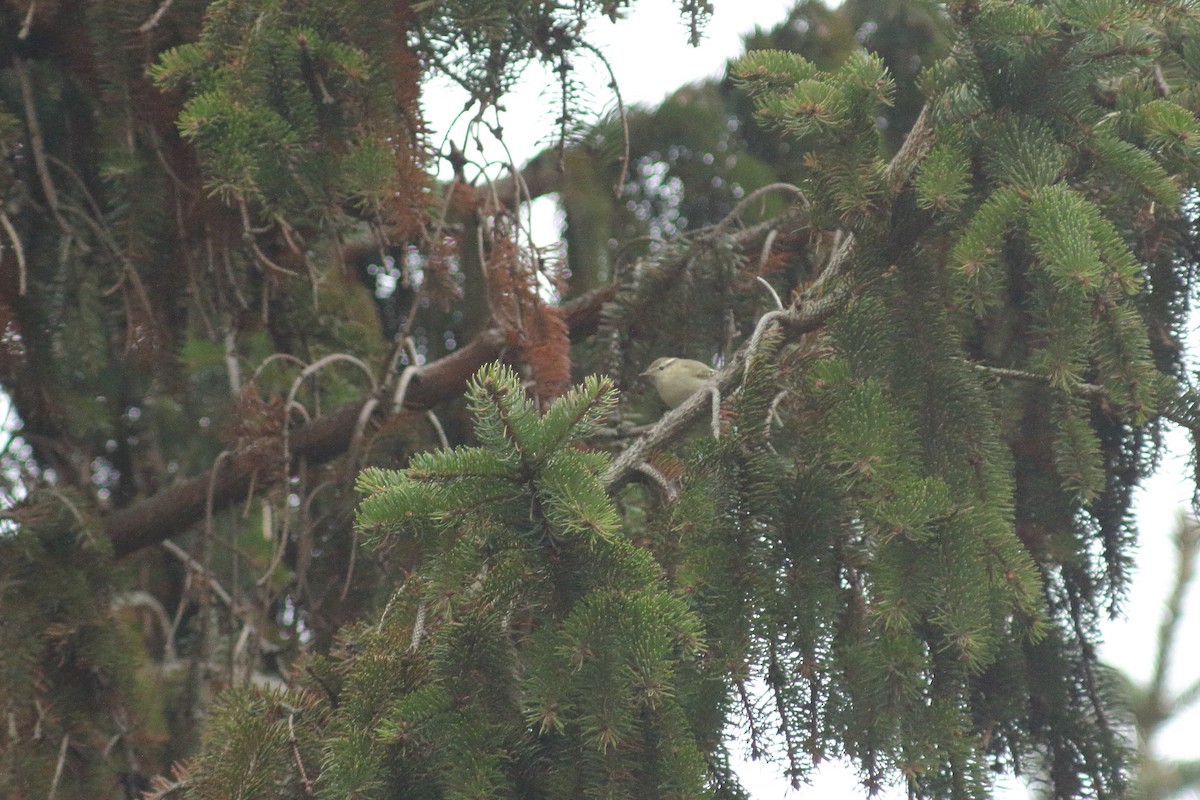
604, 229, 855, 490
600, 97, 932, 492
963, 361, 1107, 398
963, 359, 1196, 430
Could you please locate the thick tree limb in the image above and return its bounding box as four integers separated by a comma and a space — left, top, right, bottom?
100, 211, 790, 558
104, 288, 620, 558
106, 331, 500, 556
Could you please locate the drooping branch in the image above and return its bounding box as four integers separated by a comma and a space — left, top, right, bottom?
101, 102, 936, 560
601, 107, 934, 489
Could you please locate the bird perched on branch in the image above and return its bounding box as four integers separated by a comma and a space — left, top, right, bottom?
640, 357, 716, 408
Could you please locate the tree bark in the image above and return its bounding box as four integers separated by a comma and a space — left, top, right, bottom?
105, 287, 618, 558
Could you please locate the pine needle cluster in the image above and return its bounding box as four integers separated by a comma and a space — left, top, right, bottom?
178, 364, 711, 799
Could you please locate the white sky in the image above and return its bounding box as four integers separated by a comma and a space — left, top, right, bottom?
421, 1, 1200, 797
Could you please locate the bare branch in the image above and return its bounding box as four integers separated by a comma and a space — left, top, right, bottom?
0, 211, 27, 296
138, 0, 176, 32
103, 322, 511, 557
884, 104, 933, 193
48, 733, 69, 800
602, 276, 852, 490
1150, 515, 1199, 715
15, 58, 72, 239
18, 0, 35, 39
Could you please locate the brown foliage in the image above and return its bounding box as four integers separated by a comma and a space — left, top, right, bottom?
386, 0, 433, 243
424, 235, 464, 310
220, 384, 287, 479
485, 234, 571, 405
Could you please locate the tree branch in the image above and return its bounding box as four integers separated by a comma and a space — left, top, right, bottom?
99, 181, 827, 559
602, 264, 853, 490
599, 105, 936, 491
103, 287, 621, 558
105, 333, 503, 557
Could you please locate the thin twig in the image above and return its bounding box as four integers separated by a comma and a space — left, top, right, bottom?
633, 461, 678, 503
15, 58, 71, 238
735, 677, 763, 760
756, 273, 784, 311
253, 352, 309, 381
756, 230, 780, 280
286, 400, 312, 422
340, 526, 359, 602
343, 397, 380, 483
425, 410, 450, 449
205, 451, 230, 549
287, 354, 379, 405
708, 386, 722, 439
44, 166, 159, 324
578, 41, 631, 197
258, 496, 290, 589
884, 104, 934, 193
238, 198, 297, 277
165, 569, 191, 658
710, 183, 809, 234
224, 327, 242, 394
410, 601, 427, 650
0, 211, 27, 295
137, 0, 176, 32
111, 591, 178, 662
48, 733, 69, 800
383, 335, 417, 390
1149, 515, 1199, 714
162, 539, 233, 607
19, 0, 35, 39
288, 713, 315, 796
391, 365, 420, 415
46, 486, 90, 540
285, 354, 379, 474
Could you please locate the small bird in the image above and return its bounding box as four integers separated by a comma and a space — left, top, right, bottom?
640, 357, 716, 408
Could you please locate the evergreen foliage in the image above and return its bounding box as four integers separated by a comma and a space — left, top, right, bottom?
4, 0, 1200, 797
353, 364, 708, 798
0, 491, 141, 798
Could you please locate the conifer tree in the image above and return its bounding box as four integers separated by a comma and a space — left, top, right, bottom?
4, 0, 1200, 798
